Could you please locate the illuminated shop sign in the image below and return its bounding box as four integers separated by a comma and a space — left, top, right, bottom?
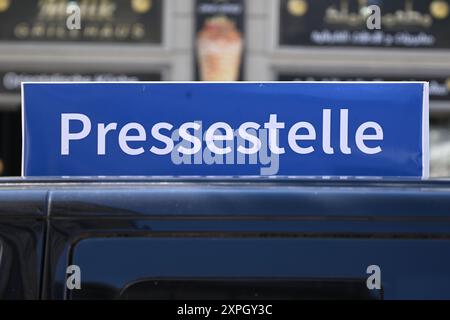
0, 0, 163, 43
279, 0, 450, 48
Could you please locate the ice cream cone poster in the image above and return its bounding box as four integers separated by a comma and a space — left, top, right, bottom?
195, 0, 245, 81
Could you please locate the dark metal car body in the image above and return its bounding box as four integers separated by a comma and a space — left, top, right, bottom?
1, 178, 450, 300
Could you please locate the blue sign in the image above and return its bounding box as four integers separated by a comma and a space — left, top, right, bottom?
22, 82, 429, 177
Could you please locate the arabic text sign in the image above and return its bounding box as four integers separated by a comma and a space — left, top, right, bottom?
279, 0, 450, 48
22, 82, 429, 177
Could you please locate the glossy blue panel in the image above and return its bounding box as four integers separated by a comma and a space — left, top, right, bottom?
22, 82, 427, 177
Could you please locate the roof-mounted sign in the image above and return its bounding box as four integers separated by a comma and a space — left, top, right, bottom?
22, 82, 429, 177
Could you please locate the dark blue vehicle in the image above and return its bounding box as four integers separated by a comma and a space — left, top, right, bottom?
1, 177, 450, 300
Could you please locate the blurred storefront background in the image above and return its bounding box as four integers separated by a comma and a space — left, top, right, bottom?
0, 0, 449, 176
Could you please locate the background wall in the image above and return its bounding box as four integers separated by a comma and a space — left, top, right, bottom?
0, 0, 448, 176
